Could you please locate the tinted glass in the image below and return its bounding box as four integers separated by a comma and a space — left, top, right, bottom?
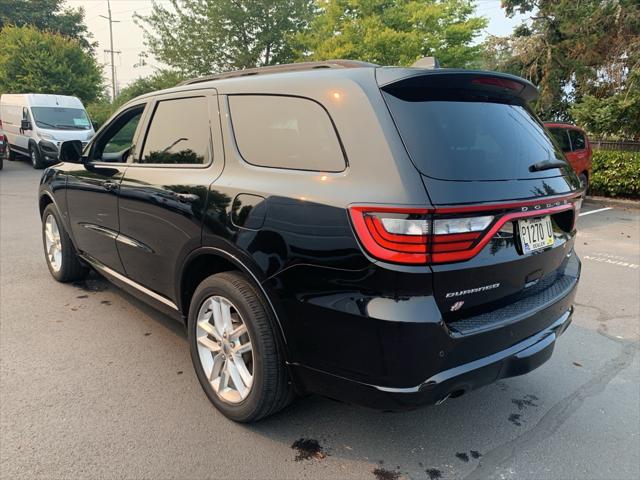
229, 95, 345, 172
141, 97, 210, 165
548, 128, 571, 152
103, 112, 142, 154
568, 129, 586, 150
383, 90, 566, 181
31, 107, 91, 130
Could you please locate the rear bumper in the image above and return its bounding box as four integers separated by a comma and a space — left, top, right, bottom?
288, 254, 580, 410
292, 306, 573, 410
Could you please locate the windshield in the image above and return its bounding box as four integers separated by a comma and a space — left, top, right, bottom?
382, 89, 567, 181
31, 107, 91, 130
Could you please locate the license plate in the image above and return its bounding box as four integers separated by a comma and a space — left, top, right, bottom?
518, 216, 554, 253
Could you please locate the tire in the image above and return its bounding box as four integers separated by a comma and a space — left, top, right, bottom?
579, 172, 589, 195
0, 155, 3, 170
41, 204, 88, 282
29, 143, 45, 169
8, 147, 17, 161
188, 271, 293, 422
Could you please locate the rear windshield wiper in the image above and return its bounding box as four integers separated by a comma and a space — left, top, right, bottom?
529, 159, 567, 172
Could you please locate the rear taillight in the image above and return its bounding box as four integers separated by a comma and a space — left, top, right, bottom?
349, 206, 494, 265
349, 197, 579, 265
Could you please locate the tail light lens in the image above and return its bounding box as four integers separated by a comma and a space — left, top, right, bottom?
349, 206, 494, 265
349, 197, 579, 265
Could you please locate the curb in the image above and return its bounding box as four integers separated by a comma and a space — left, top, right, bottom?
585, 195, 640, 209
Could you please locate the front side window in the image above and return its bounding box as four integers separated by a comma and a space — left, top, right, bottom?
31, 107, 91, 130
92, 106, 144, 162
229, 95, 346, 172
568, 130, 586, 151
140, 97, 210, 165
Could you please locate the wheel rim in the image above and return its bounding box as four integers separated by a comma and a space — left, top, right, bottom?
196, 296, 254, 404
31, 148, 36, 166
44, 214, 62, 272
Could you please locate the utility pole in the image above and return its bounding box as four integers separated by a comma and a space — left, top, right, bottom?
100, 0, 121, 102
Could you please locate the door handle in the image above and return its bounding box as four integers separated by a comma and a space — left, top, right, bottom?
175, 193, 199, 203
102, 180, 119, 192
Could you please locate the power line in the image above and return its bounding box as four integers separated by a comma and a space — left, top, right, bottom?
99, 0, 122, 101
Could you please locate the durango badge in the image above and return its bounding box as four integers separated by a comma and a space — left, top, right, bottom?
445, 283, 501, 298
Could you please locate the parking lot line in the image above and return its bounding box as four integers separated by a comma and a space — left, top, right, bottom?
580, 207, 612, 217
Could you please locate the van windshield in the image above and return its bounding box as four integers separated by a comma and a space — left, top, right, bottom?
382, 88, 567, 181
31, 107, 91, 130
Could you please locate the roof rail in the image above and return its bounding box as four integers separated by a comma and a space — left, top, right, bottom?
178, 60, 378, 86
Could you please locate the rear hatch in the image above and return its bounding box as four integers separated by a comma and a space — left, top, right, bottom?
377, 69, 582, 325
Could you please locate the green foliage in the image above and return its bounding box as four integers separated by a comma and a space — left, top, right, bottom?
297, 0, 487, 67
117, 70, 187, 105
86, 101, 115, 130
0, 0, 94, 51
86, 70, 186, 129
484, 0, 640, 127
0, 25, 103, 104
590, 150, 640, 199
135, 0, 315, 76
571, 71, 640, 141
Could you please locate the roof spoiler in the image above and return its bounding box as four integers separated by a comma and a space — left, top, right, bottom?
376, 69, 539, 102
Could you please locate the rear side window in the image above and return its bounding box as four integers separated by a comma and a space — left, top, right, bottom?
568, 129, 586, 150
382, 89, 566, 181
548, 128, 571, 152
140, 97, 210, 165
228, 95, 345, 172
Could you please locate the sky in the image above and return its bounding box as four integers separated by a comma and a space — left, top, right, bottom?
66, 0, 529, 91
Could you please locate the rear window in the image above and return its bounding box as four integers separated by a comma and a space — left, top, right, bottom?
382, 89, 566, 181
548, 128, 571, 152
568, 129, 586, 150
228, 95, 345, 172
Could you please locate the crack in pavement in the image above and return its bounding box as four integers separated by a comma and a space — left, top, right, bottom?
462, 342, 638, 480
574, 301, 638, 342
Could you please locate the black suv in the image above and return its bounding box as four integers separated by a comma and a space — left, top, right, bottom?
39, 60, 582, 422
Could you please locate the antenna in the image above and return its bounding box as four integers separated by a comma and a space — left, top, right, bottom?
100, 0, 122, 102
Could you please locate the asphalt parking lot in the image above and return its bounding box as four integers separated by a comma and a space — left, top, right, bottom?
1, 158, 639, 480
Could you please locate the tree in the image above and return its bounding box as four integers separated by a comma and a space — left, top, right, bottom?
116, 70, 187, 105
486, 0, 640, 124
135, 0, 316, 76
87, 70, 187, 129
296, 0, 487, 67
0, 25, 103, 103
571, 71, 640, 140
0, 0, 93, 51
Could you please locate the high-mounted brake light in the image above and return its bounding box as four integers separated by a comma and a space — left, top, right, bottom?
471, 77, 524, 93
349, 197, 579, 265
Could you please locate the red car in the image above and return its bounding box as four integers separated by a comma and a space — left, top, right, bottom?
544, 123, 592, 192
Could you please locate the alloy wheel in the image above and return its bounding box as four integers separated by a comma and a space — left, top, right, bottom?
196, 296, 254, 404
44, 214, 62, 272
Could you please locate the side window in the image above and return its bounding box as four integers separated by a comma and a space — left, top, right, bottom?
92, 105, 144, 163
229, 95, 346, 172
568, 130, 586, 151
140, 96, 210, 165
548, 128, 571, 152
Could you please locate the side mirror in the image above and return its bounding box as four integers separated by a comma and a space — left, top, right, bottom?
59, 140, 84, 163
21, 119, 32, 130
92, 121, 98, 131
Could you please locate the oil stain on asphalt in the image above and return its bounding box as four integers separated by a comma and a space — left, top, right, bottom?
373, 467, 401, 480
426, 468, 442, 479
291, 438, 326, 461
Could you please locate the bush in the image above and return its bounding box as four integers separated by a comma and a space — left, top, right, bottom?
86, 101, 115, 129
590, 151, 640, 199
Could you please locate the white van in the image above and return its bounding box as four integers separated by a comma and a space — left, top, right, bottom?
0, 94, 95, 168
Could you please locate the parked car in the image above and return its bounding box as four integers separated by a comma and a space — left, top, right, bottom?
38, 60, 582, 422
0, 133, 5, 170
544, 123, 592, 192
0, 93, 95, 169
